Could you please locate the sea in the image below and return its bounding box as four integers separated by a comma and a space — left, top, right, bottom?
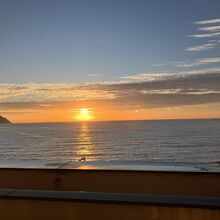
0, 119, 219, 163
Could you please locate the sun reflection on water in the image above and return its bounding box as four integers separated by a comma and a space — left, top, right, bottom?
76, 122, 95, 160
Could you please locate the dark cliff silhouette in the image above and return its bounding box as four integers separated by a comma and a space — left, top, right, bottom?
0, 115, 11, 124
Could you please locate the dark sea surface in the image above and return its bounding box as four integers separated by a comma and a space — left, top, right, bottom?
0, 119, 219, 163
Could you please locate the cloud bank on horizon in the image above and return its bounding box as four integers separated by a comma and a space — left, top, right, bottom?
0, 67, 220, 116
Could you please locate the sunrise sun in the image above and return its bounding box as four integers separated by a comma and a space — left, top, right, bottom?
75, 108, 93, 121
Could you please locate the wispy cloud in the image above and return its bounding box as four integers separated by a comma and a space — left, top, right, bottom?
175, 57, 220, 68
0, 83, 117, 102
88, 74, 100, 77
198, 57, 220, 64
120, 68, 220, 81
175, 62, 198, 68
198, 25, 220, 32
194, 18, 220, 25
185, 43, 216, 52
186, 18, 220, 53
189, 32, 220, 38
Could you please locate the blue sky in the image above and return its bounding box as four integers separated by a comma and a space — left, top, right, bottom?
1, 0, 220, 83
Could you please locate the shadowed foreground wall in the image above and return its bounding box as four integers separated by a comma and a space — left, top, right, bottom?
0, 165, 219, 219
0, 199, 220, 220
0, 169, 219, 196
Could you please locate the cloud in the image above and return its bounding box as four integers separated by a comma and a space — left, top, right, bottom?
1, 68, 219, 113
119, 72, 175, 81
0, 83, 117, 102
194, 18, 220, 25
198, 57, 220, 64
175, 62, 197, 68
175, 58, 220, 68
185, 43, 216, 52
118, 69, 220, 92
189, 32, 220, 38
88, 74, 100, 77
198, 25, 220, 32
186, 18, 220, 53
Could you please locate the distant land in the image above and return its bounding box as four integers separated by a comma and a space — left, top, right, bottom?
0, 115, 11, 124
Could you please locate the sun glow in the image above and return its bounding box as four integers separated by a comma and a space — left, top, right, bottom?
75, 108, 93, 121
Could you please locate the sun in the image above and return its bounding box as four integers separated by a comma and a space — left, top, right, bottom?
75, 108, 93, 121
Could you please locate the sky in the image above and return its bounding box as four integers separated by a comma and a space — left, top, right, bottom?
0, 0, 220, 122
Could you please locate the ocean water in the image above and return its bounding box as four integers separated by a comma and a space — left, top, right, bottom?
0, 119, 219, 163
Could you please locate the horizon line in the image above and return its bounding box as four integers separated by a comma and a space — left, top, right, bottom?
9, 117, 220, 124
